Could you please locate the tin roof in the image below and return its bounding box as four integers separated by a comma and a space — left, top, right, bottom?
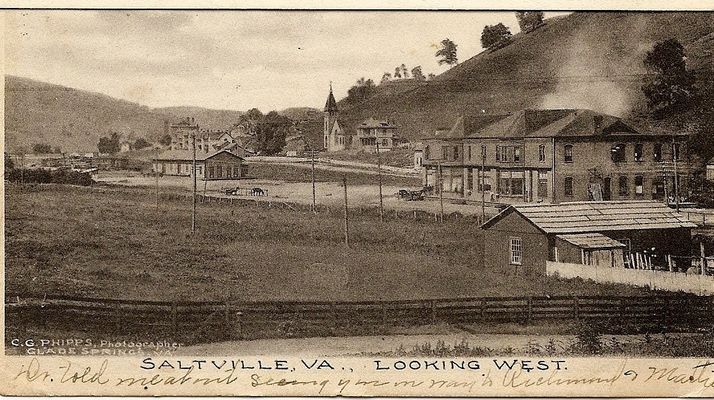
556, 233, 626, 249
443, 109, 647, 140
156, 149, 245, 161
482, 200, 696, 234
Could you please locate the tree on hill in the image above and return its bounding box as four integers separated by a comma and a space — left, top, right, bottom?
346, 77, 377, 103
401, 64, 409, 79
481, 23, 513, 49
394, 67, 402, 79
435, 38, 458, 66
32, 143, 52, 154
642, 38, 696, 114
428, 73, 436, 80
159, 134, 172, 146
97, 132, 121, 154
515, 12, 545, 33
380, 72, 392, 84
411, 66, 426, 81
134, 138, 151, 150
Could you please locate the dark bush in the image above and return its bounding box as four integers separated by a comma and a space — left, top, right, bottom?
7, 168, 94, 186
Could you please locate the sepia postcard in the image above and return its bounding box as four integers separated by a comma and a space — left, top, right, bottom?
1, 1, 713, 397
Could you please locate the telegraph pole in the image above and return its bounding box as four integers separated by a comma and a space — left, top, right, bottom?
481, 148, 486, 220
192, 131, 197, 234
438, 161, 444, 223
672, 137, 680, 212
311, 148, 317, 214
343, 176, 350, 248
154, 150, 159, 210
376, 141, 384, 223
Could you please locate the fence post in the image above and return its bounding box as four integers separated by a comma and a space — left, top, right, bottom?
114, 303, 122, 333
430, 300, 437, 324
573, 297, 580, 321
526, 297, 533, 325
171, 302, 178, 338
235, 311, 243, 340
224, 301, 232, 339
480, 299, 487, 321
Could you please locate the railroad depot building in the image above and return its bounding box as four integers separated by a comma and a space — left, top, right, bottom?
153, 149, 247, 180
421, 109, 691, 205
480, 201, 696, 274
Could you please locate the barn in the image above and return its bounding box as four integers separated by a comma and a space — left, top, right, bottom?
480, 201, 696, 274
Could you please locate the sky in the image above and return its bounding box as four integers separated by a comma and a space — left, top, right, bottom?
5, 11, 567, 111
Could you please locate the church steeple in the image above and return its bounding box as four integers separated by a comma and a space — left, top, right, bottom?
324, 82, 338, 113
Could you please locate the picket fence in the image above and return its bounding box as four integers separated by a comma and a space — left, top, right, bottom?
547, 261, 714, 296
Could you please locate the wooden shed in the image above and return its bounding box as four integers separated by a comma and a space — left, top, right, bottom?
481, 201, 697, 274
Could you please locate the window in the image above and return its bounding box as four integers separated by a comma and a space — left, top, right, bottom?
234, 166, 241, 177
453, 146, 460, 160
424, 145, 430, 159
227, 166, 232, 177
564, 177, 573, 196
539, 145, 546, 162
442, 146, 449, 159
468, 145, 472, 161
496, 145, 523, 163
564, 145, 573, 163
510, 237, 523, 265
514, 147, 522, 162
498, 171, 524, 196
481, 145, 487, 160
479, 175, 492, 192
197, 166, 203, 175
653, 143, 663, 162
382, 138, 388, 146
634, 143, 644, 162
618, 176, 629, 196
495, 146, 502, 162
208, 166, 214, 178
217, 166, 223, 177
611, 143, 626, 162
635, 175, 644, 196
672, 143, 681, 161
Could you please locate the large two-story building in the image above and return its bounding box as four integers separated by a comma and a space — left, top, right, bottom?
422, 109, 690, 204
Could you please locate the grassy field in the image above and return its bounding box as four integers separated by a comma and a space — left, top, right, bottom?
5, 184, 647, 303
245, 161, 420, 187
321, 149, 415, 168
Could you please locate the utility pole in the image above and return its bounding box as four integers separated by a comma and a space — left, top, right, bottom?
192, 131, 197, 234
311, 148, 317, 214
481, 147, 486, 220
343, 176, 350, 248
672, 137, 680, 212
154, 150, 159, 211
438, 161, 444, 223
376, 141, 384, 223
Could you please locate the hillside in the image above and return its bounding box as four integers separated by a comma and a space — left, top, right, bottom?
4, 76, 245, 153
336, 12, 713, 139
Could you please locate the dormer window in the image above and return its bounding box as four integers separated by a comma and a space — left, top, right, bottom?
611, 143, 626, 163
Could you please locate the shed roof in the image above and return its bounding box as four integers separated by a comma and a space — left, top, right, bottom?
156, 149, 245, 161
481, 200, 696, 234
556, 233, 626, 249
443, 109, 648, 140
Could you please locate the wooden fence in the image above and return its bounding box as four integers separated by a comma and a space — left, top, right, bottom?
547, 261, 714, 296
6, 293, 713, 343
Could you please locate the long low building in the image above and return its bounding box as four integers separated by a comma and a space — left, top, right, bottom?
481, 200, 697, 274
152, 149, 247, 180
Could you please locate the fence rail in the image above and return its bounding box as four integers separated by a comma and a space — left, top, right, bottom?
6, 293, 713, 343
547, 261, 714, 296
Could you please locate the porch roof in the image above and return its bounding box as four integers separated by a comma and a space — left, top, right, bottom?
556, 233, 626, 249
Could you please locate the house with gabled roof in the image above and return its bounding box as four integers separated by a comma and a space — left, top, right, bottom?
152, 149, 247, 180
480, 200, 696, 274
422, 109, 691, 205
